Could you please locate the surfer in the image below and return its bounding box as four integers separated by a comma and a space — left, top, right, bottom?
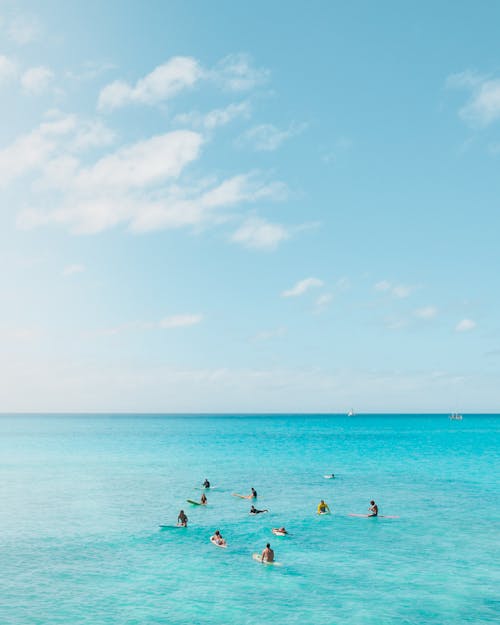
317, 500, 330, 514
261, 543, 275, 563
368, 500, 378, 517
203, 479, 210, 488
272, 527, 288, 535
177, 510, 188, 527
250, 505, 268, 514
251, 487, 257, 498
200, 493, 207, 505
211, 530, 226, 546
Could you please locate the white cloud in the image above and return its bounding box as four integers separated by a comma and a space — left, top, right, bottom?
98, 56, 202, 110
21, 66, 54, 94
456, 318, 476, 332
415, 306, 438, 320
374, 280, 415, 298
314, 293, 333, 313
240, 122, 306, 152
374, 280, 391, 292
174, 101, 250, 130
231, 217, 290, 250
7, 14, 40, 45
62, 263, 85, 277
0, 55, 17, 83
159, 314, 203, 329
213, 53, 269, 91
282, 277, 324, 297
253, 327, 287, 341
447, 70, 500, 126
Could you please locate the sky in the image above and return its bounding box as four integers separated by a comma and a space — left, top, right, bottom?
0, 0, 499, 412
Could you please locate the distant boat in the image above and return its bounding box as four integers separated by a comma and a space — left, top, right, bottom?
449, 413, 463, 421
347, 409, 355, 417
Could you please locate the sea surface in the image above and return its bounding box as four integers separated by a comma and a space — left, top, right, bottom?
0, 414, 499, 625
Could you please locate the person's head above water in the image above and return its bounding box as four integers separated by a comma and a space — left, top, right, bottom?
320, 500, 325, 504
266, 543, 270, 548
370, 500, 375, 505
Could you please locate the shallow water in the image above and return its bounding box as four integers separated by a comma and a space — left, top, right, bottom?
0, 414, 499, 624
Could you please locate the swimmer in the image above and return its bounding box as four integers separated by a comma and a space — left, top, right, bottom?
272, 527, 289, 535
203, 479, 210, 488
368, 500, 378, 517
250, 505, 268, 514
177, 510, 188, 527
317, 500, 330, 514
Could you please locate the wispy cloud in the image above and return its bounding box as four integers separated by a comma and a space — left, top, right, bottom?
414, 306, 438, 320
314, 293, 333, 313
62, 263, 85, 277
456, 318, 476, 332
7, 14, 41, 45
0, 55, 17, 83
282, 277, 324, 297
446, 70, 500, 126
252, 327, 287, 341
374, 280, 415, 298
212, 53, 269, 91
21, 66, 54, 94
239, 122, 306, 152
159, 314, 203, 329
98, 56, 202, 110
174, 102, 250, 130
231, 217, 290, 250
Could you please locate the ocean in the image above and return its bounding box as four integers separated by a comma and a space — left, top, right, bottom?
0, 414, 498, 624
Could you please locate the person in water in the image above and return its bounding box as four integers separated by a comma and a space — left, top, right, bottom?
273, 527, 288, 534
203, 479, 210, 488
261, 543, 275, 563
250, 505, 268, 514
200, 493, 207, 505
368, 500, 378, 517
317, 500, 330, 514
251, 487, 257, 498
177, 510, 188, 527
211, 530, 226, 546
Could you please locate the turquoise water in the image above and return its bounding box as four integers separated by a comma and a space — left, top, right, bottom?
1, 414, 499, 625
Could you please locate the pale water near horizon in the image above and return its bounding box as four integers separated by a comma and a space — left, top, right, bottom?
1, 414, 499, 624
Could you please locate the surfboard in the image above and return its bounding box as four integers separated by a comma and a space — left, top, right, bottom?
271, 529, 288, 536
187, 499, 203, 505
349, 514, 399, 518
159, 524, 187, 529
195, 486, 216, 490
323, 475, 335, 479
249, 510, 268, 515
232, 493, 255, 499
210, 537, 227, 548
252, 553, 282, 566
317, 510, 331, 515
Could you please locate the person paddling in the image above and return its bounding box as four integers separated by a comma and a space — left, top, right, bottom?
211, 530, 226, 546
250, 505, 268, 514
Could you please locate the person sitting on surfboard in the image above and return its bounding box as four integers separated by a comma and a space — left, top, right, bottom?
177, 510, 188, 527
250, 505, 268, 514
203, 479, 210, 488
200, 493, 207, 505
261, 543, 274, 563
317, 500, 330, 514
211, 530, 226, 546
368, 500, 378, 517
251, 487, 257, 498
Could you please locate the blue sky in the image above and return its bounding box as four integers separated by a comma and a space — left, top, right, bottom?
0, 0, 499, 412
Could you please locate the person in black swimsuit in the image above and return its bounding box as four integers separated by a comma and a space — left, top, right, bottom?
250, 505, 268, 514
